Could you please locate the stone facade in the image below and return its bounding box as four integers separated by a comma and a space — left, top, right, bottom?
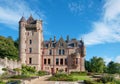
19, 15, 86, 74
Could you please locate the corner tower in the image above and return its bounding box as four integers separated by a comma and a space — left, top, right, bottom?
19, 15, 43, 70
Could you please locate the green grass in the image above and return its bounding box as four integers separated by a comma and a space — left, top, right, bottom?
49, 73, 92, 81
71, 75, 91, 81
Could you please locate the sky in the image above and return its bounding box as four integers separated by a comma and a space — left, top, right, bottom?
0, 0, 120, 64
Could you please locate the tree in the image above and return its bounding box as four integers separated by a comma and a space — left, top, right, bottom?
0, 36, 18, 60
85, 60, 91, 72
107, 61, 120, 74
85, 56, 106, 73
14, 38, 19, 50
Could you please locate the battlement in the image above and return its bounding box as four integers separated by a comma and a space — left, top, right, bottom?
26, 24, 36, 30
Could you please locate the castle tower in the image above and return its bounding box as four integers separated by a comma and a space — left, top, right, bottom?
19, 16, 27, 64
19, 15, 43, 70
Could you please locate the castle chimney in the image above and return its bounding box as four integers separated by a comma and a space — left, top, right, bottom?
50, 38, 52, 42
66, 35, 69, 42
54, 36, 56, 42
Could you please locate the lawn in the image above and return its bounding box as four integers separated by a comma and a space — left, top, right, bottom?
49, 73, 92, 81
71, 75, 91, 81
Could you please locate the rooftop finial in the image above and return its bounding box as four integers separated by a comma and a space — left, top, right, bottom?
80, 37, 84, 45
54, 36, 56, 42
50, 37, 52, 42
66, 35, 69, 42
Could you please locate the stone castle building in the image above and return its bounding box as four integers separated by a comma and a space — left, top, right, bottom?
19, 15, 86, 74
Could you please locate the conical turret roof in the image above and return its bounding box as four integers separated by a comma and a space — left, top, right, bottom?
27, 15, 34, 23
19, 16, 26, 22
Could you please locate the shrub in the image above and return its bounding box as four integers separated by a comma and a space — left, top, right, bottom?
37, 71, 47, 76
98, 75, 115, 83
6, 80, 21, 84
84, 80, 95, 84
10, 75, 30, 79
71, 71, 87, 76
2, 68, 7, 71
115, 80, 120, 84
21, 65, 36, 76
0, 80, 6, 84
49, 73, 76, 81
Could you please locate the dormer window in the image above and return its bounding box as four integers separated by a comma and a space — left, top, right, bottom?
49, 49, 52, 55
61, 43, 63, 46
58, 49, 65, 55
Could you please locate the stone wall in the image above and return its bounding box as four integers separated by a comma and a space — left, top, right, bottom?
0, 57, 21, 74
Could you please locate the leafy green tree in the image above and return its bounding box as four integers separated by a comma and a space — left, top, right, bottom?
85, 60, 91, 72
86, 56, 106, 73
14, 38, 19, 50
90, 56, 105, 73
107, 61, 120, 74
0, 36, 18, 60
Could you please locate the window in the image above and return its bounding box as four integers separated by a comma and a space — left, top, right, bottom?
32, 31, 34, 35
28, 32, 29, 36
49, 49, 52, 55
44, 59, 46, 64
60, 59, 63, 65
59, 49, 61, 55
29, 58, 32, 64
65, 58, 67, 65
62, 49, 65, 55
76, 58, 78, 64
65, 68, 67, 72
56, 58, 59, 65
56, 68, 58, 72
48, 59, 51, 64
29, 48, 32, 53
30, 39, 32, 44
46, 44, 48, 48
61, 43, 63, 46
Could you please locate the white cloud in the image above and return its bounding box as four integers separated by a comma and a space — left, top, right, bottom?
68, 1, 84, 15
0, 0, 45, 30
81, 0, 120, 45
115, 56, 120, 63
103, 56, 113, 65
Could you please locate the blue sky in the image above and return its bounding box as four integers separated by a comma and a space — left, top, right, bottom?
0, 0, 120, 64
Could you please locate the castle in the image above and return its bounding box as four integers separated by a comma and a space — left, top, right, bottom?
19, 15, 86, 74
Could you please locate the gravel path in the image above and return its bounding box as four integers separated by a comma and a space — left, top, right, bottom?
25, 75, 84, 84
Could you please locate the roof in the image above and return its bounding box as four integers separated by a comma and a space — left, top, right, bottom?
19, 16, 26, 22
27, 15, 35, 23
43, 37, 84, 48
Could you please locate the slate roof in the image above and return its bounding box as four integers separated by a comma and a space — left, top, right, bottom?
19, 16, 26, 22
43, 37, 84, 48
